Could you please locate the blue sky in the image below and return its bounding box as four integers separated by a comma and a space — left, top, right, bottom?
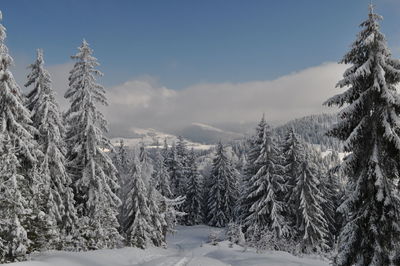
2, 0, 400, 89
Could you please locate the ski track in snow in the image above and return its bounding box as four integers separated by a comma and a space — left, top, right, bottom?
10, 225, 329, 266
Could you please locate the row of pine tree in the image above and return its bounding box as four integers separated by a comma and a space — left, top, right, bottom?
0, 12, 182, 262
115, 116, 341, 255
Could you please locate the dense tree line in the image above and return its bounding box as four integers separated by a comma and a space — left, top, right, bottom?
132, 115, 342, 256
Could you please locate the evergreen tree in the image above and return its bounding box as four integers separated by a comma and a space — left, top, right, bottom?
161, 138, 169, 163
0, 140, 29, 262
25, 49, 79, 249
325, 5, 400, 265
114, 140, 130, 175
239, 115, 266, 224
320, 167, 341, 247
113, 140, 132, 232
124, 154, 167, 249
207, 142, 239, 227
153, 147, 173, 198
182, 149, 203, 225
176, 136, 188, 163
226, 222, 245, 245
64, 40, 121, 249
166, 142, 184, 197
138, 143, 153, 186
161, 196, 186, 234
292, 157, 329, 253
147, 185, 167, 247
124, 158, 153, 249
154, 142, 185, 236
175, 136, 190, 208
311, 147, 342, 247
244, 122, 288, 245
325, 150, 344, 238
0, 12, 40, 261
281, 128, 305, 237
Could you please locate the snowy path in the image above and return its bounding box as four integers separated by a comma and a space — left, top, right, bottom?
10, 225, 329, 266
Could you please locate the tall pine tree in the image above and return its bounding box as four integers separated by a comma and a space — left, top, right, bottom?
153, 147, 173, 198
124, 154, 166, 248
124, 158, 153, 248
239, 115, 266, 225
324, 5, 400, 265
0, 11, 41, 262
244, 122, 288, 244
166, 142, 184, 197
182, 148, 203, 225
281, 128, 305, 238
138, 143, 153, 186
25, 49, 79, 249
113, 140, 132, 233
207, 142, 238, 227
64, 40, 121, 250
292, 155, 329, 253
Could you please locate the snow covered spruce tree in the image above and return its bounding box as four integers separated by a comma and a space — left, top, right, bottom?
153, 146, 173, 198
244, 121, 289, 248
292, 154, 329, 253
182, 148, 203, 225
64, 40, 121, 250
153, 143, 186, 234
113, 140, 132, 232
124, 155, 167, 248
176, 136, 189, 177
281, 128, 305, 235
141, 144, 168, 247
166, 142, 184, 197
0, 12, 44, 262
139, 142, 153, 186
320, 165, 341, 247
114, 140, 130, 176
147, 182, 168, 247
311, 147, 342, 247
207, 142, 239, 227
25, 49, 79, 249
161, 138, 169, 162
324, 5, 400, 265
239, 115, 266, 225
0, 141, 30, 262
124, 158, 153, 248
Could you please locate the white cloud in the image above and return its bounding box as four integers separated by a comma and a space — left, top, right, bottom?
105, 62, 347, 136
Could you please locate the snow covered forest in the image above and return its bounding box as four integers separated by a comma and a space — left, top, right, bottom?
1, 3, 400, 266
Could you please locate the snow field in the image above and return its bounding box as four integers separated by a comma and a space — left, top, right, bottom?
10, 225, 329, 266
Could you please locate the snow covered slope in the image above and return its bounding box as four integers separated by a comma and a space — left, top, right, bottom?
10, 225, 329, 266
111, 128, 213, 150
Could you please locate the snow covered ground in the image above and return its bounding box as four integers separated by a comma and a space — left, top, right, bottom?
10, 225, 329, 266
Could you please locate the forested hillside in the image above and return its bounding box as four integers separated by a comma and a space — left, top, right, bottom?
275, 114, 341, 151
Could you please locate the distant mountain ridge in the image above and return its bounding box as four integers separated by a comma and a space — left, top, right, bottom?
111, 114, 341, 151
